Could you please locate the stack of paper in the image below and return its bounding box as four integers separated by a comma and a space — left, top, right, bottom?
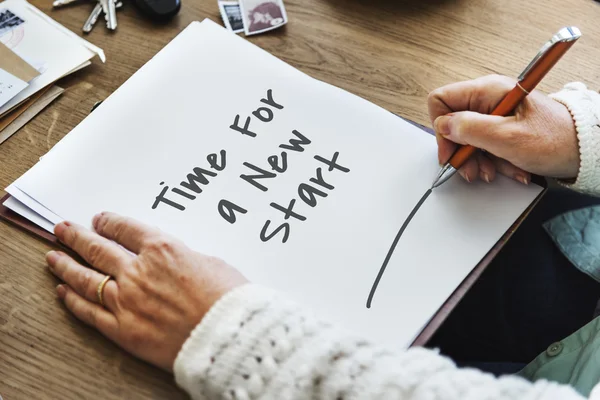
0, 0, 104, 144
2, 20, 543, 347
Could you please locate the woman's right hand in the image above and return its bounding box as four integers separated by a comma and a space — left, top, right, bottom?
428, 75, 580, 184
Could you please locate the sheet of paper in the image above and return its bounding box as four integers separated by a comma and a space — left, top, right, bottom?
0, 0, 103, 116
0, 67, 27, 107
8, 20, 543, 348
3, 196, 54, 232
6, 184, 62, 224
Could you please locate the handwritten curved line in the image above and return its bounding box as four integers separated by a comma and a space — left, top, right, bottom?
366, 188, 432, 308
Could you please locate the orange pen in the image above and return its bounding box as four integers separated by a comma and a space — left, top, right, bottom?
431, 26, 582, 189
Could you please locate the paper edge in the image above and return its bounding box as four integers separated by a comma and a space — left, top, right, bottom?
0, 85, 64, 145
3, 196, 55, 232
7, 184, 64, 224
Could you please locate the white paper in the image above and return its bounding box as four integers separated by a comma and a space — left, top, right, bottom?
8, 20, 543, 348
21, 0, 104, 62
6, 184, 62, 224
0, 0, 103, 116
0, 66, 27, 107
3, 196, 54, 232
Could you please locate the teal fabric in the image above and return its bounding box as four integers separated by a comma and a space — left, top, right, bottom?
518, 316, 600, 397
544, 206, 600, 282
517, 206, 600, 396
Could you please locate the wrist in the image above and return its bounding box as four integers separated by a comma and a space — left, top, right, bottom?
550, 82, 600, 194
173, 284, 274, 393
550, 100, 580, 179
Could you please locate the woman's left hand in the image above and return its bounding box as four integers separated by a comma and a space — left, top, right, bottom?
46, 212, 248, 372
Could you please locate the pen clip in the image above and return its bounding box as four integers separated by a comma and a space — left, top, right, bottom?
518, 26, 581, 82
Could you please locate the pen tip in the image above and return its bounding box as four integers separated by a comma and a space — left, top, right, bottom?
431, 164, 457, 189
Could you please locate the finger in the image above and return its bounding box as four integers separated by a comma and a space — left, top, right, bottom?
428, 75, 515, 124
433, 111, 519, 160
458, 158, 479, 183
57, 284, 119, 341
93, 212, 161, 254
476, 153, 496, 183
489, 155, 531, 185
47, 250, 118, 311
436, 132, 457, 165
54, 221, 130, 277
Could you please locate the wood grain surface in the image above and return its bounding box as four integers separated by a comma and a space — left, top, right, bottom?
1, 0, 599, 398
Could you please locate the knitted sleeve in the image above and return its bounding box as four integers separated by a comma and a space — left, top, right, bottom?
174, 284, 585, 400
550, 83, 600, 196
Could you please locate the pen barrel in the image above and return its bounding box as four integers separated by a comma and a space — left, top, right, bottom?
448, 144, 476, 169
520, 39, 577, 92
490, 85, 527, 116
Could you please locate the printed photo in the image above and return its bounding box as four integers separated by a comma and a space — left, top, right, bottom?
240, 0, 287, 35
0, 9, 25, 37
219, 1, 244, 33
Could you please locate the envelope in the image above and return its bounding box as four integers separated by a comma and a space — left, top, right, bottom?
0, 42, 39, 83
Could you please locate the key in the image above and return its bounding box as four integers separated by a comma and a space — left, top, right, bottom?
82, 2, 102, 33
52, 0, 83, 8
83, 1, 123, 33
99, 0, 109, 19
104, 0, 118, 30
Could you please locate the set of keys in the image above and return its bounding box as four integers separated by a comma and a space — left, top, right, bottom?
53, 0, 121, 33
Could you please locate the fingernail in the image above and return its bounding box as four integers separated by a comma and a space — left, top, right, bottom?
46, 250, 59, 265
54, 221, 70, 240
92, 213, 103, 229
434, 115, 451, 136
464, 172, 471, 183
483, 172, 490, 183
56, 284, 66, 299
516, 174, 529, 185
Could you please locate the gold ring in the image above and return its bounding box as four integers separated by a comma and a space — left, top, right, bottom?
97, 275, 112, 307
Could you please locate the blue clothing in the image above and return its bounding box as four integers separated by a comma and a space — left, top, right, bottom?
545, 206, 600, 283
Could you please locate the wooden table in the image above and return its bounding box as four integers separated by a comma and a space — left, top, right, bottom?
1, 0, 599, 398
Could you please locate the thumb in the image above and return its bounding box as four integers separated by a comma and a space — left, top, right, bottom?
434, 111, 517, 157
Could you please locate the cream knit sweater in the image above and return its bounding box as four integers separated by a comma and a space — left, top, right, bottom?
174, 84, 600, 400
